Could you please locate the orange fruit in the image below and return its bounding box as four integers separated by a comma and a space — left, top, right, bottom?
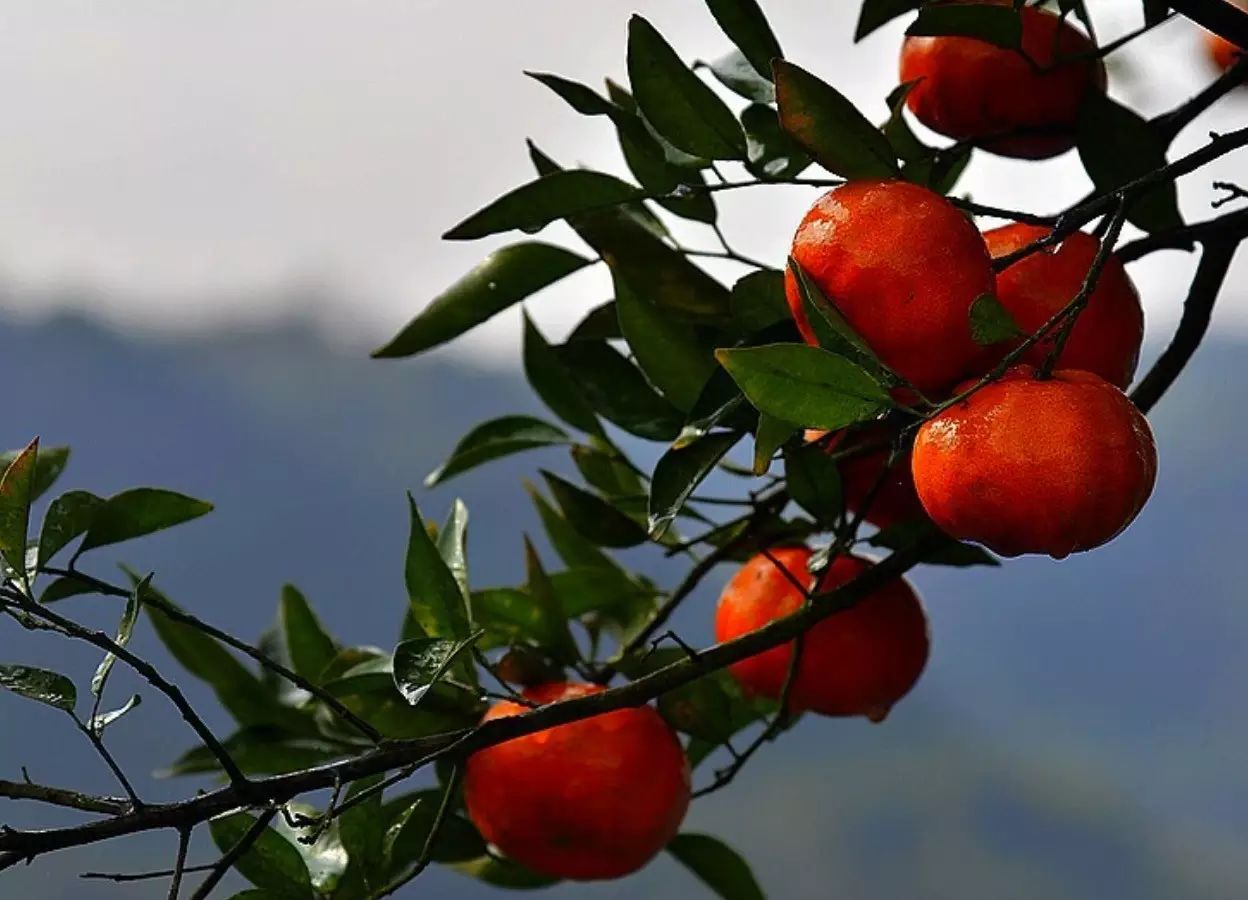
985, 223, 1144, 389
805, 425, 928, 529
899, 1, 1106, 159
785, 180, 994, 396
463, 682, 690, 881
911, 366, 1157, 558
715, 547, 929, 722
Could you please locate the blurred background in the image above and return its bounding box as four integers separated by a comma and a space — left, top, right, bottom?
0, 1, 1246, 897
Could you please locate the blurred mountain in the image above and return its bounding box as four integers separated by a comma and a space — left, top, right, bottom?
1, 309, 1246, 899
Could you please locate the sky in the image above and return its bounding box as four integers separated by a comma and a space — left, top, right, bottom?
0, 0, 1243, 366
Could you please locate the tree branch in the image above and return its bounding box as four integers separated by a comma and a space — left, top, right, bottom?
1131, 240, 1240, 413
1168, 0, 1248, 48
0, 779, 130, 816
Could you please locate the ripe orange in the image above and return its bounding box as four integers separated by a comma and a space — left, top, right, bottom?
805, 425, 928, 528
911, 366, 1157, 558
715, 547, 929, 722
785, 180, 994, 396
985, 224, 1144, 389
899, 1, 1106, 159
463, 682, 690, 881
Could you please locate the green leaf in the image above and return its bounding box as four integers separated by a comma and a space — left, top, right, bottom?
730, 270, 790, 335
704, 50, 776, 104
404, 497, 473, 642
784, 443, 844, 524
541, 471, 648, 547
527, 485, 622, 573
648, 432, 742, 539
1077, 92, 1181, 233
280, 585, 338, 683
774, 60, 899, 179
0, 664, 76, 712
37, 490, 104, 568
373, 243, 589, 357
339, 776, 386, 896
788, 259, 887, 379
210, 812, 315, 900
704, 0, 784, 78
163, 729, 345, 777
628, 15, 747, 160
76, 488, 213, 555
451, 855, 560, 889
1, 444, 70, 502
907, 3, 1022, 48
469, 587, 553, 649
869, 518, 1000, 567
384, 794, 488, 872
91, 575, 145, 698
676, 368, 753, 449
969, 293, 1025, 346
0, 438, 39, 581
657, 671, 739, 743
717, 344, 891, 430
571, 443, 644, 498
273, 803, 349, 896
742, 104, 812, 181
39, 576, 98, 604
88, 694, 141, 733
426, 416, 570, 487
548, 569, 659, 618
523, 539, 580, 663
668, 833, 767, 900
554, 341, 685, 441
754, 414, 796, 474
392, 632, 483, 706
567, 302, 622, 342
444, 171, 645, 240
855, 0, 922, 41
437, 499, 471, 600
522, 313, 602, 435
615, 273, 718, 413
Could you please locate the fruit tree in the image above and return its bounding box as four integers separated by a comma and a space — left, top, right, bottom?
2, 1, 1247, 897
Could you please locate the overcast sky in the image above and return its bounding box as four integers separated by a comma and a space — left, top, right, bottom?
0, 0, 1243, 365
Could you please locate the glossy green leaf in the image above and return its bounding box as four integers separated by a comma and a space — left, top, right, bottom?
649, 432, 742, 538
437, 499, 471, 600
907, 3, 1022, 48
392, 632, 482, 707
548, 568, 658, 618
426, 416, 570, 487
754, 413, 796, 474
280, 585, 338, 683
0, 438, 38, 580
856, 0, 923, 41
522, 313, 602, 435
383, 793, 487, 871
705, 0, 783, 78
668, 833, 767, 900
91, 575, 145, 698
571, 443, 644, 498
0, 664, 76, 712
705, 50, 775, 104
774, 60, 899, 179
39, 577, 98, 604
88, 694, 141, 733
789, 258, 889, 379
615, 273, 718, 413
76, 488, 213, 554
1077, 92, 1181, 233
404, 496, 472, 642
567, 302, 622, 342
869, 518, 1000, 567
339, 776, 385, 896
36, 490, 103, 568
902, 143, 973, 195
969, 293, 1025, 346
555, 341, 685, 441
273, 803, 349, 896
541, 471, 648, 547
742, 103, 812, 180
717, 344, 891, 430
1, 444, 69, 503
523, 538, 579, 663
527, 485, 622, 576
373, 243, 590, 357
628, 15, 747, 160
210, 812, 315, 900
444, 171, 645, 240
730, 270, 790, 335
469, 587, 550, 649
784, 443, 844, 524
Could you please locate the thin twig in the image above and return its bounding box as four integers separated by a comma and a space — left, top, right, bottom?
81, 863, 216, 883
1153, 57, 1248, 144
0, 779, 130, 816
71, 715, 142, 809
1117, 206, 1248, 262
168, 827, 192, 900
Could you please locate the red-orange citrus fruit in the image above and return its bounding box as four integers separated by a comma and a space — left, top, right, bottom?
785, 180, 994, 396
715, 547, 929, 722
899, 1, 1106, 159
911, 366, 1157, 558
463, 682, 690, 881
985, 224, 1144, 389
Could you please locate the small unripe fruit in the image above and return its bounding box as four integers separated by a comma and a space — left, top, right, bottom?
899, 1, 1106, 159
785, 180, 995, 396
985, 224, 1144, 389
912, 366, 1157, 558
715, 548, 929, 722
463, 682, 690, 881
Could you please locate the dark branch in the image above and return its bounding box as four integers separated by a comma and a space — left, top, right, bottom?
1117, 206, 1248, 262
1168, 0, 1248, 48
0, 779, 130, 816
187, 808, 278, 900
